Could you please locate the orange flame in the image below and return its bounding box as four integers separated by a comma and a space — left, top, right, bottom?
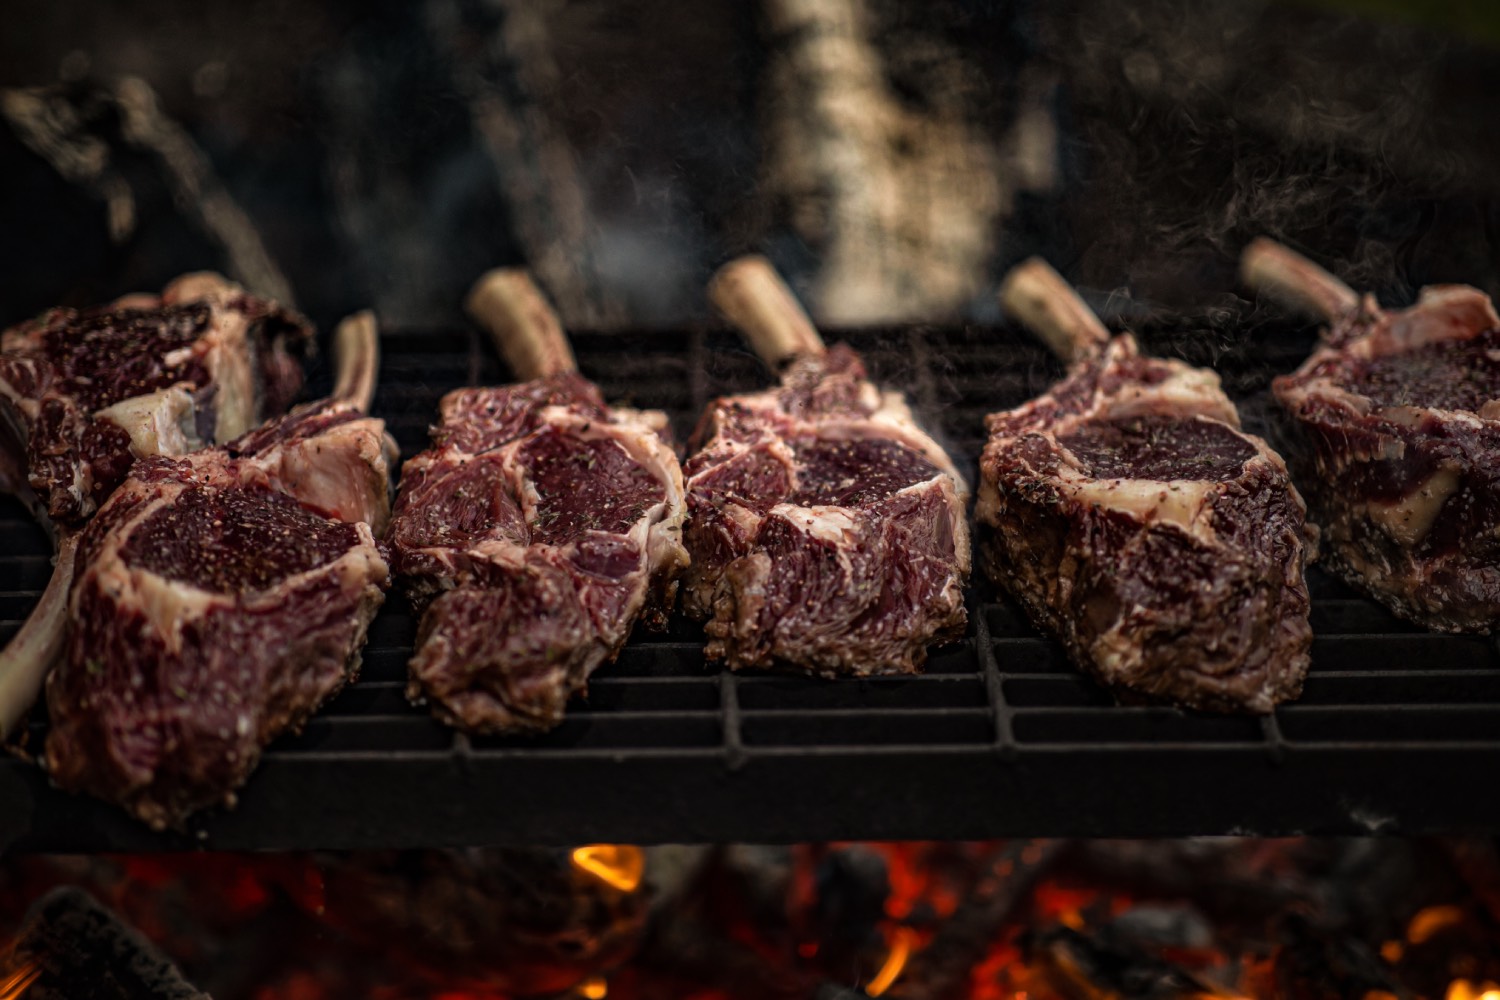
579, 976, 608, 999
0, 958, 41, 1000
570, 845, 645, 893
865, 927, 917, 997
1447, 981, 1500, 1000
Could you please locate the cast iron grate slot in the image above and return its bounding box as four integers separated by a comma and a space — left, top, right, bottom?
4, 322, 1500, 851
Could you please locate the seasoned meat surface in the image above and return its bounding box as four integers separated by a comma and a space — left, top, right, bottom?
683, 344, 970, 676
1273, 286, 1500, 631
388, 373, 687, 734
44, 400, 393, 830
0, 274, 311, 526
977, 335, 1315, 713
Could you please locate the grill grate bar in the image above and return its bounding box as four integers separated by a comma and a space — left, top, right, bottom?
7, 321, 1500, 851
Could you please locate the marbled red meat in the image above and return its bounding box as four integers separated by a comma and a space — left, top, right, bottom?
44, 400, 394, 830
1272, 286, 1500, 631
683, 344, 969, 676
388, 373, 688, 734
0, 274, 311, 526
977, 335, 1315, 713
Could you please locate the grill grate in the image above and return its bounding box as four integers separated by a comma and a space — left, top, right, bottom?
4, 324, 1500, 852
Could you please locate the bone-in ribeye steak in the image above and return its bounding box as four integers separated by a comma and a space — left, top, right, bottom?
977, 336, 1315, 712
683, 344, 970, 676
0, 274, 312, 527
1273, 286, 1500, 631
45, 400, 393, 829
388, 373, 687, 733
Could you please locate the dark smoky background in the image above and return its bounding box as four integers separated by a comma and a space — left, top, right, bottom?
0, 0, 1496, 340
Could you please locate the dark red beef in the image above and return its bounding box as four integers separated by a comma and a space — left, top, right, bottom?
978, 335, 1315, 713
683, 344, 970, 676
0, 274, 312, 527
388, 374, 687, 734
43, 399, 393, 830
1272, 286, 1500, 630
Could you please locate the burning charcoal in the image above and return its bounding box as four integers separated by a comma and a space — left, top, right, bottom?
813, 846, 893, 981
318, 847, 648, 997
1108, 904, 1216, 951
1023, 923, 1230, 1000
815, 846, 891, 948
1, 886, 208, 1000
889, 840, 1067, 1000
980, 259, 1314, 711
720, 845, 797, 928
1261, 910, 1414, 1000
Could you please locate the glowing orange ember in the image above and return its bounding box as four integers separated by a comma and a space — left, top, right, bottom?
0, 958, 40, 1000
865, 926, 916, 997
1409, 905, 1467, 945
570, 845, 645, 893
1447, 981, 1500, 1000
579, 976, 608, 999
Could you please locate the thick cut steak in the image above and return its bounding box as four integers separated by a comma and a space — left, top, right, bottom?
44, 400, 393, 829
389, 373, 688, 733
0, 273, 311, 527
978, 260, 1314, 712
684, 343, 970, 676
1271, 284, 1500, 631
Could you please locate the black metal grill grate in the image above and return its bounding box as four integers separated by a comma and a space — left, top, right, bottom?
5, 324, 1500, 852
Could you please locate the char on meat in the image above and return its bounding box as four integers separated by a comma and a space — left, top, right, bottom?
683, 343, 970, 676
44, 400, 394, 829
0, 273, 312, 527
976, 260, 1314, 713
389, 374, 688, 733
1248, 240, 1500, 631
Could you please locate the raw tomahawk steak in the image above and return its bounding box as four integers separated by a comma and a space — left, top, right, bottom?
1246, 238, 1500, 632
977, 259, 1314, 713
44, 400, 394, 829
683, 344, 971, 676
389, 374, 688, 733
0, 274, 312, 527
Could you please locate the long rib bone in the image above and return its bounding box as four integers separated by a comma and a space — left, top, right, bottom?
0, 536, 76, 741
1240, 238, 1361, 323
708, 256, 826, 366
0, 305, 380, 744
998, 257, 1112, 364
465, 268, 577, 379
331, 309, 381, 414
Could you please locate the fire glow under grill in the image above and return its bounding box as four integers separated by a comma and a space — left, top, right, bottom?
4, 322, 1500, 851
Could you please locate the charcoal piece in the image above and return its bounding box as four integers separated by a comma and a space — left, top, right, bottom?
3, 886, 208, 1000
888, 839, 1067, 1000
1023, 923, 1227, 1000
1267, 910, 1414, 1000
319, 848, 648, 998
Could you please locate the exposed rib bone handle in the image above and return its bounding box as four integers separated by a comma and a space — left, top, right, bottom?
0, 535, 77, 742
1240, 237, 1361, 322
709, 256, 825, 367
999, 257, 1112, 364
465, 269, 577, 380
332, 310, 380, 414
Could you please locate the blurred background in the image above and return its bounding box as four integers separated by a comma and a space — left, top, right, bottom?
0, 0, 1496, 335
